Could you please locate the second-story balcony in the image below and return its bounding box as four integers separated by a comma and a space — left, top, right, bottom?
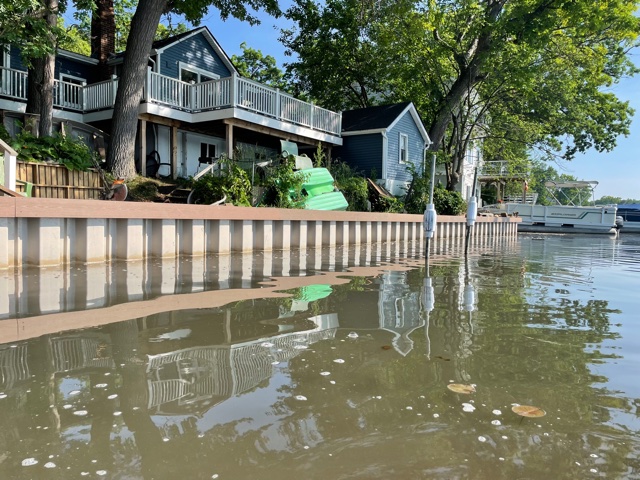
0, 67, 342, 137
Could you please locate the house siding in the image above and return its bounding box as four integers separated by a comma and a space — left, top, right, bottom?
386, 111, 425, 183
7, 46, 99, 84
334, 134, 383, 178
56, 57, 99, 84
159, 34, 231, 79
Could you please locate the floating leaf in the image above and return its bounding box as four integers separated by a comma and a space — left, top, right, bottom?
512, 405, 546, 417
447, 384, 476, 394
381, 345, 392, 350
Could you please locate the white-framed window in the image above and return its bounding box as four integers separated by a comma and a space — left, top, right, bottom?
178, 62, 219, 84
399, 133, 409, 164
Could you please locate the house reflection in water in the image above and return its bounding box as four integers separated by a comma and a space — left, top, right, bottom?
146, 314, 338, 415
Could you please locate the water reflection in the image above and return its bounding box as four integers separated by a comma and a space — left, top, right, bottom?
0, 235, 639, 478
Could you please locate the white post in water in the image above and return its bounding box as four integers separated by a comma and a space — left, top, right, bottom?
464, 167, 479, 255
423, 153, 437, 257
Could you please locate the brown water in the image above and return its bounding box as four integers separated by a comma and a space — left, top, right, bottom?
1, 235, 639, 479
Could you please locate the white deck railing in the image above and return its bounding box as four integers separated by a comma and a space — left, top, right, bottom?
0, 66, 342, 136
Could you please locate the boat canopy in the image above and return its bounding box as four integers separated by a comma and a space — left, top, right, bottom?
544, 181, 599, 189
544, 180, 600, 206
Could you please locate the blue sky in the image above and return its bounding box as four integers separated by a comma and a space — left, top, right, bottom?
204, 9, 640, 201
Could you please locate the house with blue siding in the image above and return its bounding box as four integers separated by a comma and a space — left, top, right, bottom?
335, 102, 431, 196
0, 26, 342, 183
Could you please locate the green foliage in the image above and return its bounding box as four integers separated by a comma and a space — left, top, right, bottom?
403, 164, 433, 214
57, 18, 90, 56
0, 0, 63, 65
433, 184, 465, 216
72, 0, 189, 54
280, 0, 386, 110
283, 0, 639, 191
231, 42, 286, 89
259, 159, 307, 209
312, 143, 326, 168
596, 195, 640, 205
10, 130, 95, 170
330, 161, 368, 212
190, 158, 252, 206
0, 123, 11, 144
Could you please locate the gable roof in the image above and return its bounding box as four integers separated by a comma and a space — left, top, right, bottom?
108, 26, 238, 74
341, 102, 431, 145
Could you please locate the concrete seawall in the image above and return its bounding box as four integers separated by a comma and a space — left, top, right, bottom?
0, 197, 519, 268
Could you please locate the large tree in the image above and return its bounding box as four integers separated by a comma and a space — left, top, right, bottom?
282, 0, 640, 190
107, 0, 280, 179
280, 0, 387, 111
231, 41, 286, 89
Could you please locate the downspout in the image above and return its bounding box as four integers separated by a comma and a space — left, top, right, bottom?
381, 131, 388, 188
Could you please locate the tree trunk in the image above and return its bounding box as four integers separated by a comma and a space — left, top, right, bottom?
107, 0, 167, 179
25, 0, 58, 138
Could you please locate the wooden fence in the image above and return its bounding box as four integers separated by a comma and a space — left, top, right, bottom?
15, 161, 103, 199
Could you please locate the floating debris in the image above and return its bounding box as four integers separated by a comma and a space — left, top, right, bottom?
320, 372, 331, 376
73, 410, 88, 416
347, 332, 359, 339
512, 405, 546, 418
333, 359, 345, 364
69, 390, 81, 396
478, 436, 487, 443
447, 384, 476, 394
492, 409, 502, 416
107, 394, 118, 400
21, 458, 38, 467
295, 395, 308, 401
491, 420, 502, 426
44, 462, 56, 468
94, 384, 108, 389
434, 356, 451, 361
462, 403, 476, 412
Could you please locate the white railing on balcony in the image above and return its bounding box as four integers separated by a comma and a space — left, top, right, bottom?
0, 67, 28, 101
53, 80, 84, 111
0, 66, 342, 136
84, 77, 118, 111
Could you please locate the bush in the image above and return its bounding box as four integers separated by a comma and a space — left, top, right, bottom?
259, 159, 307, 209
330, 161, 368, 212
433, 184, 466, 215
11, 130, 95, 170
190, 160, 252, 206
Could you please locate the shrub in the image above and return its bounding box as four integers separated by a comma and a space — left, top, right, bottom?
190, 159, 252, 206
11, 130, 95, 170
433, 184, 466, 215
259, 158, 307, 209
330, 161, 368, 212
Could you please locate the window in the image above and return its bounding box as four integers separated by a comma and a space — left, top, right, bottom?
178, 62, 219, 84
0, 46, 9, 94
200, 143, 217, 160
399, 133, 409, 164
